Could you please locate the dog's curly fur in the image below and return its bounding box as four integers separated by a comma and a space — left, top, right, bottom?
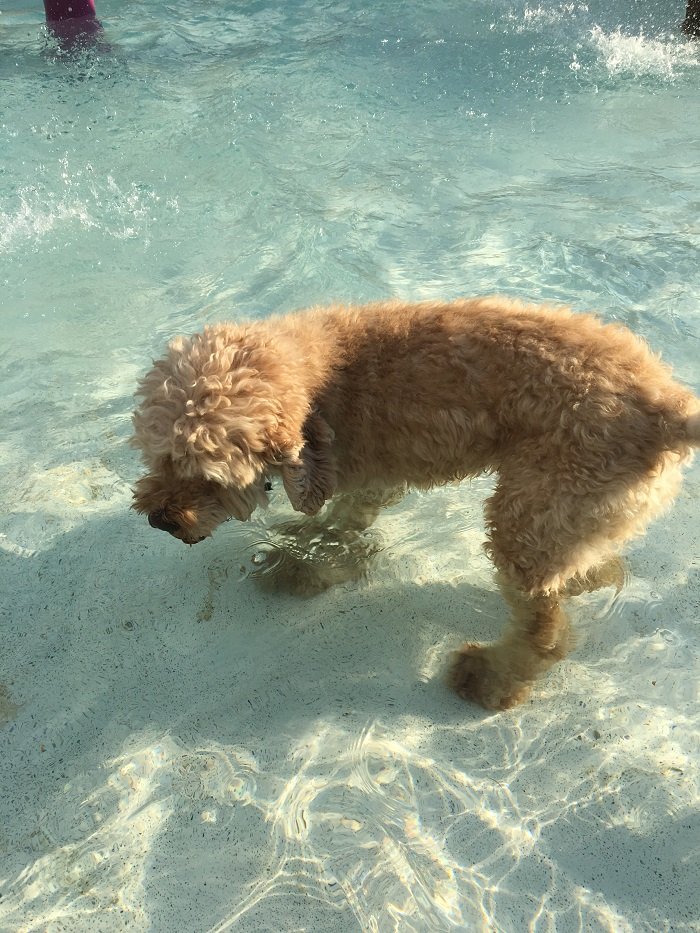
132, 297, 700, 709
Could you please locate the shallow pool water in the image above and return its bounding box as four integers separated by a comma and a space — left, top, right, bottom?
1, 1, 699, 930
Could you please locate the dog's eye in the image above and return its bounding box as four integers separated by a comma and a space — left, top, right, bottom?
264, 480, 273, 491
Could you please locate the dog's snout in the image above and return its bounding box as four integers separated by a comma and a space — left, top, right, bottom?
148, 510, 180, 535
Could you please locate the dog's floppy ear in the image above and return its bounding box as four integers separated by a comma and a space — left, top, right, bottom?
280, 411, 337, 515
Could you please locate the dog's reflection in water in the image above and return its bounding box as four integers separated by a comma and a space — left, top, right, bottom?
247, 487, 404, 595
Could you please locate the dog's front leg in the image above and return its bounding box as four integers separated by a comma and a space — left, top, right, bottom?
323, 485, 406, 533
448, 578, 570, 710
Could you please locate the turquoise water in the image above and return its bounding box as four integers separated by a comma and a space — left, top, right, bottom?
1, 1, 699, 930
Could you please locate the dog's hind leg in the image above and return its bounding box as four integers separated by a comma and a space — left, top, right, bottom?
564, 556, 626, 596
449, 449, 617, 710
450, 443, 687, 710
449, 555, 625, 708
449, 577, 570, 710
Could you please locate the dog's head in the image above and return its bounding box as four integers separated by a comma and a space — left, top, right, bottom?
131, 463, 270, 543
131, 324, 337, 544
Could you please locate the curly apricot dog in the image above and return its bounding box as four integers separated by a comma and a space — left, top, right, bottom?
132, 297, 699, 709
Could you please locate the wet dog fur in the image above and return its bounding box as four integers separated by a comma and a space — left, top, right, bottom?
132, 297, 700, 709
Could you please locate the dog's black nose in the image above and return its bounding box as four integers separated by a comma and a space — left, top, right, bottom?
148, 510, 180, 535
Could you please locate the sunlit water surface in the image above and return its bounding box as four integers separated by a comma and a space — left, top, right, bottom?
1, 1, 699, 930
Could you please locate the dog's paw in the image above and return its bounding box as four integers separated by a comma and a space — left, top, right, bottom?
448, 643, 531, 711
248, 523, 381, 596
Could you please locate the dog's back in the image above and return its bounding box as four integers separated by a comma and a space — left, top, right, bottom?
304, 297, 698, 490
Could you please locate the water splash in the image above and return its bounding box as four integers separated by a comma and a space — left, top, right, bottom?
0, 190, 96, 254
589, 25, 699, 79
245, 519, 385, 596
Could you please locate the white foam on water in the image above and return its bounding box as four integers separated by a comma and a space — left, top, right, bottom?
0, 192, 96, 254
590, 24, 700, 78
